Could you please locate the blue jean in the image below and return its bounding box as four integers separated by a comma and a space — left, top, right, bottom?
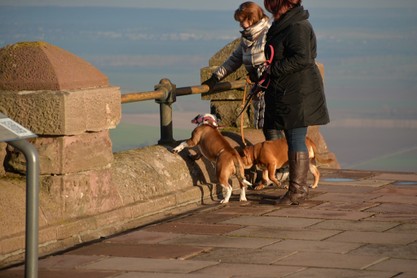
263, 127, 308, 152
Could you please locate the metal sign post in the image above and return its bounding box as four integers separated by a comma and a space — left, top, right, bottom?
0, 113, 39, 278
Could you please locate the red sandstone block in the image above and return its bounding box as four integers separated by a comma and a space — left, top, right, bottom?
41, 168, 123, 220
0, 234, 25, 255
0, 87, 121, 136
95, 207, 133, 229
56, 218, 98, 241
129, 195, 177, 220
6, 130, 113, 175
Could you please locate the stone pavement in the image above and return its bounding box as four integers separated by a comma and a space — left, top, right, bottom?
1, 168, 417, 278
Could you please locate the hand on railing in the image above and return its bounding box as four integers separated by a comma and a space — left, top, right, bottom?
201, 75, 219, 93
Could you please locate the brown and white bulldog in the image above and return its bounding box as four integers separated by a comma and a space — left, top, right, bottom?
172, 122, 252, 203
240, 137, 324, 189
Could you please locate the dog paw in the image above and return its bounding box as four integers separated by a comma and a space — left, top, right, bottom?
220, 199, 229, 204
239, 198, 247, 202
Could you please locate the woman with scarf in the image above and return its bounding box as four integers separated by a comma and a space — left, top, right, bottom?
202, 1, 270, 130
262, 0, 330, 205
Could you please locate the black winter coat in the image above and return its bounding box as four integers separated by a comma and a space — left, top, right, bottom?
263, 6, 330, 130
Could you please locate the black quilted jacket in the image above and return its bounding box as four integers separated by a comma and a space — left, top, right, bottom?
263, 6, 330, 130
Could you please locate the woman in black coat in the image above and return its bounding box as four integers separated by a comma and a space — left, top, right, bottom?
263, 0, 330, 205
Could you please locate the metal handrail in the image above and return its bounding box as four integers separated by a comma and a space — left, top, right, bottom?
121, 79, 246, 103
120, 79, 247, 144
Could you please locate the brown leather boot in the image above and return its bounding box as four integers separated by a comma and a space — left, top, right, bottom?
274, 152, 309, 205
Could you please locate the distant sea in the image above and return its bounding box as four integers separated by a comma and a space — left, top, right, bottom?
1, 3, 416, 172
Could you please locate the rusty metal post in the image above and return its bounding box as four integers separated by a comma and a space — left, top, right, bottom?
154, 79, 176, 145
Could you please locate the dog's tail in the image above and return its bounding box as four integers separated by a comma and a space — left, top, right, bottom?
307, 137, 334, 166
232, 155, 252, 187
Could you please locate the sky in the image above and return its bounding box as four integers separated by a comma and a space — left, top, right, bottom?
2, 0, 415, 9
1, 0, 416, 171
1, 0, 253, 10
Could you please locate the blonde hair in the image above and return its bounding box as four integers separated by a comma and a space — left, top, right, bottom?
234, 1, 269, 24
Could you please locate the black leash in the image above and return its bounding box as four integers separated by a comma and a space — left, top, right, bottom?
236, 84, 259, 119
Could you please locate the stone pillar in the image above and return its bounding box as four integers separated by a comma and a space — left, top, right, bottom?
200, 38, 251, 128
0, 41, 122, 219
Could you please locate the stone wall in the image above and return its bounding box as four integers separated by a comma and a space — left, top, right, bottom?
0, 144, 219, 267
0, 42, 220, 268
0, 41, 339, 268
0, 41, 122, 267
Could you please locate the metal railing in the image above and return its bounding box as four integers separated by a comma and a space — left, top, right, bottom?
121, 78, 246, 144
0, 112, 39, 278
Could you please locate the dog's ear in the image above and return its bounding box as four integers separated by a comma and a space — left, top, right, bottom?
191, 114, 202, 124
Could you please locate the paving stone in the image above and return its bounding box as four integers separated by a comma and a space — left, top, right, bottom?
364, 213, 417, 222
319, 169, 373, 178
220, 215, 322, 228
310, 192, 383, 203
273, 251, 386, 269
370, 195, 417, 205
0, 268, 119, 278
319, 169, 374, 180
213, 204, 276, 215
257, 194, 325, 208
309, 219, 399, 232
387, 223, 417, 233
104, 230, 181, 244
365, 203, 417, 214
227, 226, 341, 241
3, 168, 417, 278
170, 212, 236, 224
3, 255, 120, 278
373, 186, 417, 196
313, 201, 379, 211
367, 258, 417, 272
393, 273, 417, 278
326, 231, 417, 245
318, 179, 392, 187
160, 234, 279, 249
192, 262, 303, 277
114, 272, 226, 278
315, 184, 377, 193
143, 221, 243, 235
267, 207, 374, 220
284, 267, 397, 278
81, 257, 219, 273
191, 247, 295, 265
264, 239, 362, 254
349, 243, 417, 260
297, 199, 327, 208
373, 173, 417, 181
67, 242, 210, 259
38, 254, 104, 269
